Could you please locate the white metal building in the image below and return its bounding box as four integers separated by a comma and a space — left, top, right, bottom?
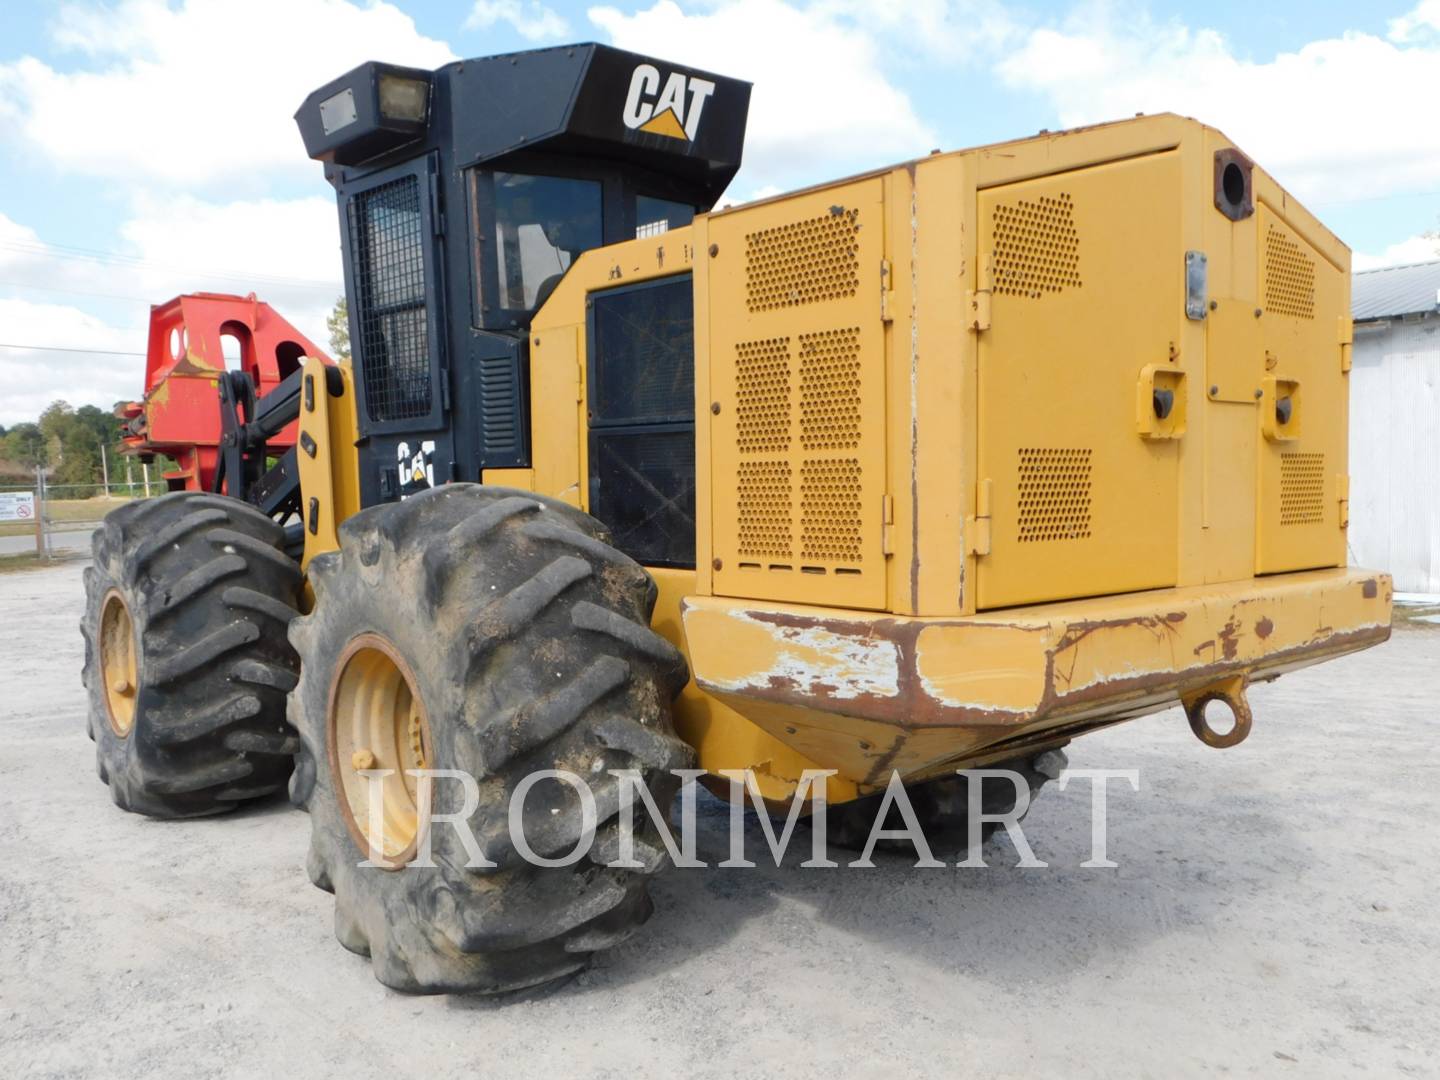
1349, 259, 1440, 594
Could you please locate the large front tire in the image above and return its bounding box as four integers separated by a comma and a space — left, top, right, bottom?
288, 485, 691, 994
80, 492, 302, 818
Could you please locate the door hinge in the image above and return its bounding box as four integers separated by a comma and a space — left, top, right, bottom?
881, 493, 895, 555
966, 289, 991, 333
1338, 315, 1354, 373
880, 259, 895, 323
1338, 474, 1349, 530
964, 478, 993, 556
428, 168, 444, 237
968, 253, 993, 333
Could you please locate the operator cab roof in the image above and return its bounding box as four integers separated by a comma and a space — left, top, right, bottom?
296, 43, 751, 208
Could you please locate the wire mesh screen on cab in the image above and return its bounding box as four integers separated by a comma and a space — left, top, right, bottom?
348, 176, 433, 423
587, 276, 696, 568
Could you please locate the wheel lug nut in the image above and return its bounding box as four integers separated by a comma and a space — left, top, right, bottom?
111, 677, 131, 694
351, 748, 377, 771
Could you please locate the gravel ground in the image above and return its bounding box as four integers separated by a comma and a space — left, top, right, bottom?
1, 559, 1436, 1079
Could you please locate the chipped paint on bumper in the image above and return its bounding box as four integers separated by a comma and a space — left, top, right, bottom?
680, 568, 1391, 781
689, 607, 902, 701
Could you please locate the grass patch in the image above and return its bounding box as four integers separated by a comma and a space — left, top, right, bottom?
1394, 603, 1440, 628
0, 551, 87, 573
0, 496, 135, 538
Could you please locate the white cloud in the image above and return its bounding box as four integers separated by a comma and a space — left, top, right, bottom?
466, 0, 569, 41
0, 212, 146, 305
118, 193, 342, 345
1388, 0, 1440, 41
995, 2, 1440, 207
1353, 233, 1440, 272
737, 183, 783, 205
810, 0, 1020, 60
587, 0, 937, 190
0, 192, 342, 427
0, 0, 456, 189
0, 296, 143, 426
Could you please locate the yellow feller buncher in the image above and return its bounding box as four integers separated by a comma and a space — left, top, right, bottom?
83, 45, 1391, 993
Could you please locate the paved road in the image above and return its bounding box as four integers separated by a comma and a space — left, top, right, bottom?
1, 559, 1436, 1078
0, 526, 95, 558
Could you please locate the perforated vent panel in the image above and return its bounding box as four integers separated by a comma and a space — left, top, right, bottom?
1017, 448, 1093, 543
737, 461, 792, 558
799, 328, 861, 451
731, 330, 866, 569
710, 177, 885, 608
745, 208, 860, 312
1264, 223, 1316, 319
801, 459, 862, 564
1280, 452, 1325, 524
992, 193, 1081, 300
736, 338, 791, 454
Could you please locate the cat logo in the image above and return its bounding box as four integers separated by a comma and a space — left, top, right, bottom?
396, 439, 435, 499
622, 63, 716, 143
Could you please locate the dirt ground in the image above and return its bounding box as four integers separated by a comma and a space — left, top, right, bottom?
1, 559, 1436, 1079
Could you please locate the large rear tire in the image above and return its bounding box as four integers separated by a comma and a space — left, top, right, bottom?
80, 492, 302, 818
288, 485, 691, 994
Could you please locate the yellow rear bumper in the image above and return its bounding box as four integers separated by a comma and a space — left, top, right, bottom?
680, 569, 1391, 786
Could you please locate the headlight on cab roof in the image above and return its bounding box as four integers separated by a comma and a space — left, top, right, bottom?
378, 74, 428, 123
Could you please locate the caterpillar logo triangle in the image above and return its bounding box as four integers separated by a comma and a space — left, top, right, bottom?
638, 107, 688, 140
622, 63, 716, 143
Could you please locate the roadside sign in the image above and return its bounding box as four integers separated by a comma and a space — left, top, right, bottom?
0, 492, 36, 523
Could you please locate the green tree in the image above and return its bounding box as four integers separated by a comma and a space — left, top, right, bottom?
74, 404, 118, 446
3, 423, 47, 468
39, 399, 74, 442
35, 399, 115, 487
327, 295, 351, 361
55, 432, 100, 486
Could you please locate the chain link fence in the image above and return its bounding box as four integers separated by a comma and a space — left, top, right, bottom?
0, 473, 159, 560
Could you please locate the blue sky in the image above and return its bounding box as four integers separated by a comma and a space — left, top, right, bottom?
2, 0, 1438, 425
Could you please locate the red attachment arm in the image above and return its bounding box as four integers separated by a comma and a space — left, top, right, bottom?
118, 292, 332, 493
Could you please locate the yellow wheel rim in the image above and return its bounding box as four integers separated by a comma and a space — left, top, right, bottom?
327, 633, 432, 868
99, 590, 138, 737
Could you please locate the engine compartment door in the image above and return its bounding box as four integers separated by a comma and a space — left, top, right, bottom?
975, 152, 1184, 610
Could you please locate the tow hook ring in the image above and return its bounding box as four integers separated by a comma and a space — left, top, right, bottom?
1183, 677, 1252, 749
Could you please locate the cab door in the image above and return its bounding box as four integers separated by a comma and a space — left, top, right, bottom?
340, 153, 450, 503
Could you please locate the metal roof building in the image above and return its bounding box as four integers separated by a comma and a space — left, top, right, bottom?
1352, 259, 1440, 321
1349, 258, 1440, 595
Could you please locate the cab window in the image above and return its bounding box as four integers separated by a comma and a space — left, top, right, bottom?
635, 195, 694, 238
491, 172, 603, 310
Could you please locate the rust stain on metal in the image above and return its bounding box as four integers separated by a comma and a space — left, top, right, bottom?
862, 734, 909, 787
688, 597, 1390, 758
171, 351, 220, 376
1034, 623, 1387, 723
1217, 616, 1241, 660
1051, 610, 1186, 656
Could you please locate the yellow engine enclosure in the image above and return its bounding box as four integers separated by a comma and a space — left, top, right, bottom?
390, 113, 1380, 806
